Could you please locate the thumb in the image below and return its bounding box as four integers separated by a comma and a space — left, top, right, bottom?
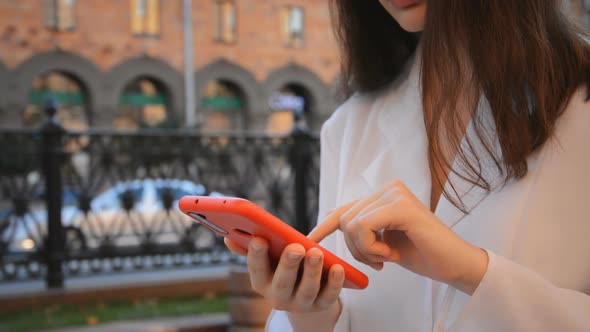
353, 204, 409, 261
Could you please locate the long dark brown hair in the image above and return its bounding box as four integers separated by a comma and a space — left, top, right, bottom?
331, 0, 590, 210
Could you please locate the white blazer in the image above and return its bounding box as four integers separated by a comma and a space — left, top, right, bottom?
267, 52, 590, 331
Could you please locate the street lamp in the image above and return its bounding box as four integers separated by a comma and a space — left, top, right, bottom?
183, 0, 196, 128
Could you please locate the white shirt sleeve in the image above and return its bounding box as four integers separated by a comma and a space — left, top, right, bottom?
266, 115, 352, 331
452, 251, 590, 332
450, 91, 590, 331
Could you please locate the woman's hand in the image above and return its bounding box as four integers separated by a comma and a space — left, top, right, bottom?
309, 180, 489, 295
224, 237, 344, 331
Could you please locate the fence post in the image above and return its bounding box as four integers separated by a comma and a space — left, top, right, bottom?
289, 113, 313, 235
41, 98, 66, 289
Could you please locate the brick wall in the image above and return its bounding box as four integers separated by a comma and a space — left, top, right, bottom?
0, 1, 587, 129
0, 0, 340, 83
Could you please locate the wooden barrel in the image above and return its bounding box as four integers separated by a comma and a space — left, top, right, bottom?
228, 265, 273, 332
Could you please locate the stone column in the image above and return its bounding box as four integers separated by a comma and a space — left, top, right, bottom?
92, 105, 118, 128
0, 103, 24, 128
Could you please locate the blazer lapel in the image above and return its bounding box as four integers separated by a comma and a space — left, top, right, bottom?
359, 68, 504, 229
359, 55, 432, 208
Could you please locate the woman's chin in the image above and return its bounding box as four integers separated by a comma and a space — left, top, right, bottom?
399, 22, 424, 32
394, 4, 427, 32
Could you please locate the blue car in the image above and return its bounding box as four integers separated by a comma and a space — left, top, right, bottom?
1, 179, 225, 256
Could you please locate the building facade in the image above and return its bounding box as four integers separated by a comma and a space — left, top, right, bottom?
0, 0, 341, 132
0, 1, 588, 132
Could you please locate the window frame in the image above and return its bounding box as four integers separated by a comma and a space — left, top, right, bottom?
131, 0, 161, 38
44, 0, 77, 32
214, 0, 238, 44
282, 5, 305, 48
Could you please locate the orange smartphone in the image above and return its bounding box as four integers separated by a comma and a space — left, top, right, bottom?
179, 196, 368, 290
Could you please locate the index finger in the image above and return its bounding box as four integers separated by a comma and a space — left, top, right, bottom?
308, 200, 359, 243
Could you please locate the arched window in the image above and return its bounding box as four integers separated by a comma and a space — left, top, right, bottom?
200, 80, 246, 131
116, 77, 174, 130
25, 71, 89, 130
267, 83, 312, 134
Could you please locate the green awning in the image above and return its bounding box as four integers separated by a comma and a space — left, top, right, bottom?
28, 90, 86, 105
201, 96, 242, 109
120, 93, 168, 106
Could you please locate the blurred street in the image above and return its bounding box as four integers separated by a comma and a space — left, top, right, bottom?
0, 263, 232, 298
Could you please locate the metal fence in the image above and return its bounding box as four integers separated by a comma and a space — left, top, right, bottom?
0, 104, 320, 288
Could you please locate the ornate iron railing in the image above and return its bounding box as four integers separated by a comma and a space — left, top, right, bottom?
0, 105, 320, 288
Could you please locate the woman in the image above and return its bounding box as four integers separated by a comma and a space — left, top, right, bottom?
226, 1, 590, 331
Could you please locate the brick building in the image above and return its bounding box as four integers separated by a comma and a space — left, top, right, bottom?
0, 1, 588, 131
0, 0, 341, 131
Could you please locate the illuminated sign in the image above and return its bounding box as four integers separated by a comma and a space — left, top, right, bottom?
268, 93, 305, 112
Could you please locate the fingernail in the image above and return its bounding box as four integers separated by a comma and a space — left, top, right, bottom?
288, 251, 303, 261
308, 255, 321, 265
333, 268, 344, 279
250, 241, 264, 253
